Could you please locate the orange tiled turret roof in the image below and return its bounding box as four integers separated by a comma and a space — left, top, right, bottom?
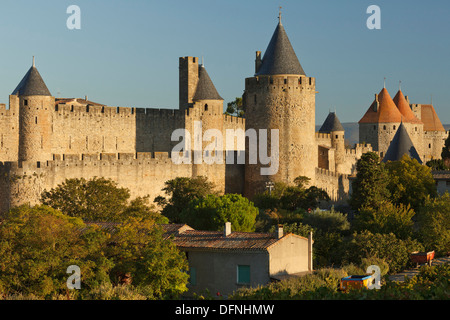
359, 88, 403, 124
420, 104, 445, 132
393, 90, 423, 124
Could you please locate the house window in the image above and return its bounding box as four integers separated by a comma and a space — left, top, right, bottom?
237, 265, 250, 284
189, 267, 197, 286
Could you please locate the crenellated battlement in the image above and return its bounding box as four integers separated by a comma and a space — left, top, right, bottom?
223, 114, 245, 125
315, 167, 348, 179
245, 75, 315, 92
315, 132, 331, 140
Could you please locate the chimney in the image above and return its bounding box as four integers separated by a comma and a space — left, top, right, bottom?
224, 222, 232, 237
373, 94, 379, 112
308, 231, 314, 271
276, 224, 283, 239
255, 51, 262, 74
85, 95, 88, 101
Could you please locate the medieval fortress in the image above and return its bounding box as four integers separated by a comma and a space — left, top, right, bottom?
0, 18, 447, 214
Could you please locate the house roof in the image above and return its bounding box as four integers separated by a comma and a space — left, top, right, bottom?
319, 112, 345, 133
255, 21, 306, 76
432, 171, 450, 180
192, 65, 223, 101
359, 88, 403, 124
161, 224, 300, 252
420, 104, 445, 132
393, 90, 422, 124
12, 65, 51, 96
382, 122, 422, 164
56, 98, 105, 106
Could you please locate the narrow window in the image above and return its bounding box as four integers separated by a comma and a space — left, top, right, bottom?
429, 144, 432, 149
24, 100, 28, 106
393, 125, 396, 130
383, 125, 386, 130
237, 265, 250, 284
254, 95, 257, 104
204, 104, 208, 111
35, 117, 38, 124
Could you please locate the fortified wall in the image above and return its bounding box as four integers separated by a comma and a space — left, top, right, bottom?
0, 151, 245, 214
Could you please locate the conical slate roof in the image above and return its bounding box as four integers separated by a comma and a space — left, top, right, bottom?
256, 21, 306, 76
12, 64, 51, 96
382, 122, 422, 164
393, 90, 422, 124
359, 88, 403, 124
319, 112, 345, 133
192, 65, 223, 101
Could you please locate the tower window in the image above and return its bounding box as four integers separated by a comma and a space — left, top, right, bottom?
204, 104, 208, 111
35, 117, 38, 124
383, 125, 386, 130
393, 125, 396, 130
24, 100, 28, 106
429, 144, 432, 149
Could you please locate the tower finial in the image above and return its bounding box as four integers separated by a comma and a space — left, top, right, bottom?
278, 6, 282, 24
399, 80, 402, 91
32, 56, 35, 67
383, 77, 386, 88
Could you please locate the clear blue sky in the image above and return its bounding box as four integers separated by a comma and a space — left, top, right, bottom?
1, 0, 449, 124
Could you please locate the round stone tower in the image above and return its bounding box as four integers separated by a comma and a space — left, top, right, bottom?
13, 58, 54, 162
243, 17, 317, 198
319, 111, 346, 172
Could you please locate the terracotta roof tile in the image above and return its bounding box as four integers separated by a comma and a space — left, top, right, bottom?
162, 224, 280, 251
393, 90, 422, 124
359, 88, 403, 124
420, 104, 445, 132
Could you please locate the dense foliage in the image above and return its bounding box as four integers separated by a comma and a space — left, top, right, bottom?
1, 179, 188, 300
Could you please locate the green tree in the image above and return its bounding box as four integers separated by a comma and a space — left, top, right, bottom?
225, 97, 244, 117
442, 132, 450, 167
154, 176, 216, 223
426, 159, 449, 171
353, 202, 415, 240
254, 176, 329, 212
179, 194, 259, 232
350, 152, 390, 211
341, 231, 424, 274
0, 205, 189, 300
106, 217, 189, 299
0, 205, 112, 298
415, 193, 450, 255
41, 177, 131, 222
302, 208, 350, 234
385, 155, 437, 209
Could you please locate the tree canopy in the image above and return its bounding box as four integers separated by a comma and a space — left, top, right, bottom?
0, 205, 188, 300
179, 193, 259, 232
154, 176, 217, 223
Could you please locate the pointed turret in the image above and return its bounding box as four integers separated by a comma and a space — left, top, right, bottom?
382, 122, 422, 164
255, 20, 305, 76
359, 88, 403, 124
192, 65, 223, 101
393, 90, 422, 124
319, 112, 345, 134
12, 58, 51, 96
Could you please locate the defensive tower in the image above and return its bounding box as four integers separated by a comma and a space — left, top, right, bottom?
243, 14, 317, 197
